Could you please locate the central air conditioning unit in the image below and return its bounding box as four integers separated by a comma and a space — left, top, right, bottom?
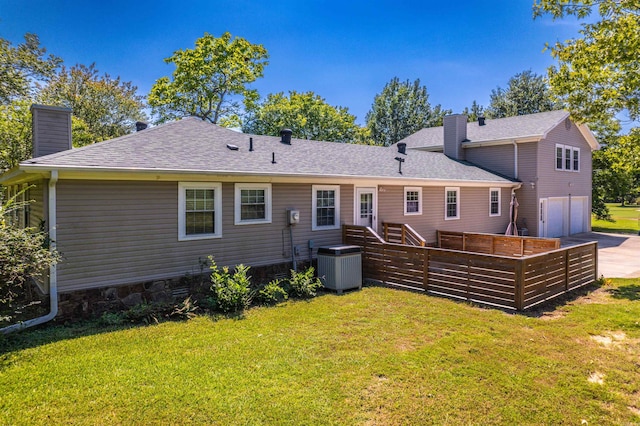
317, 245, 362, 294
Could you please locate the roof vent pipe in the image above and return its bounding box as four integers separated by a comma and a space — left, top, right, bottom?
397, 142, 407, 155
280, 128, 292, 145
136, 121, 148, 131
478, 115, 486, 126
249, 137, 254, 152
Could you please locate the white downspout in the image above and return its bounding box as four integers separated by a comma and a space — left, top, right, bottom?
1, 170, 58, 334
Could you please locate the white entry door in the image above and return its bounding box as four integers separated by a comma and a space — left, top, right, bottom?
355, 187, 377, 231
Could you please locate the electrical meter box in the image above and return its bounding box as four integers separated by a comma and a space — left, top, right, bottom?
288, 209, 300, 225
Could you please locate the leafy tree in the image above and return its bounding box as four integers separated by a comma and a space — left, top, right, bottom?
148, 32, 269, 126
533, 0, 640, 130
0, 99, 32, 170
462, 100, 485, 122
592, 129, 640, 211
365, 78, 449, 146
242, 91, 364, 143
38, 63, 147, 146
486, 70, 560, 118
0, 33, 61, 103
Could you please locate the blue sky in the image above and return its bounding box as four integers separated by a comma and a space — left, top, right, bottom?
0, 0, 582, 125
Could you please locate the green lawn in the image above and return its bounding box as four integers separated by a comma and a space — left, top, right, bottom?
592, 203, 640, 234
2, 282, 639, 425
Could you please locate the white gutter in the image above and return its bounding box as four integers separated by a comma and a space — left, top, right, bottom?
1, 170, 59, 334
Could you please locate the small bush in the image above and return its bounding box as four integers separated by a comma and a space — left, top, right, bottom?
255, 279, 288, 306
209, 258, 253, 313
286, 267, 323, 299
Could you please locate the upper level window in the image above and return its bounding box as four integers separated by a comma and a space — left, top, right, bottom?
556, 144, 580, 172
445, 187, 460, 220
312, 185, 340, 230
572, 148, 580, 171
404, 187, 422, 215
235, 183, 272, 225
489, 188, 501, 217
178, 182, 222, 241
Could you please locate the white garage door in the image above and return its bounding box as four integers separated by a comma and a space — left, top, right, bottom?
547, 198, 567, 237
570, 196, 588, 235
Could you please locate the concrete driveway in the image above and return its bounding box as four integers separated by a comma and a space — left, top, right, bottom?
561, 232, 640, 278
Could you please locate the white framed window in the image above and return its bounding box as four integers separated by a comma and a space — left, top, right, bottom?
556, 144, 580, 172
404, 187, 422, 215
489, 188, 501, 217
312, 185, 340, 230
235, 183, 272, 225
178, 182, 222, 241
556, 144, 564, 170
445, 187, 460, 220
572, 147, 580, 171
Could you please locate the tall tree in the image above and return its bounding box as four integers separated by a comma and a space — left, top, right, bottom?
486, 70, 560, 118
39, 63, 147, 146
148, 32, 268, 126
0, 99, 32, 170
462, 100, 485, 122
534, 0, 640, 131
365, 78, 449, 146
0, 33, 61, 103
242, 91, 364, 143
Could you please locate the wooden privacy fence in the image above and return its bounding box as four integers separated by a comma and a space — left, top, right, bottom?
383, 222, 427, 246
343, 225, 597, 311
437, 230, 560, 257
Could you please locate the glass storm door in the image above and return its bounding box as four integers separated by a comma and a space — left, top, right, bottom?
355, 187, 376, 230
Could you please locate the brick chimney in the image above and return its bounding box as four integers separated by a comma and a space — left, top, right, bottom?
443, 114, 468, 160
31, 104, 72, 158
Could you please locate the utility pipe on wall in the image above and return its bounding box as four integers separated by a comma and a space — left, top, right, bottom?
1, 170, 59, 334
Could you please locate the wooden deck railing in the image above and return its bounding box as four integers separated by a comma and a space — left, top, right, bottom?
437, 230, 560, 257
383, 222, 427, 247
344, 225, 597, 311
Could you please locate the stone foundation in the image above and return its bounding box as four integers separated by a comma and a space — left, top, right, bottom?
55, 261, 311, 321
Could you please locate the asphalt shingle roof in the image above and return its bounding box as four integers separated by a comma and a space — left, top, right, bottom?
396, 110, 570, 149
21, 117, 514, 184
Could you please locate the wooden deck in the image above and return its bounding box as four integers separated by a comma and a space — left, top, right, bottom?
343, 225, 598, 311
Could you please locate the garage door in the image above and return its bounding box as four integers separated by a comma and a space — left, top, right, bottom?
547, 198, 566, 237
570, 196, 588, 234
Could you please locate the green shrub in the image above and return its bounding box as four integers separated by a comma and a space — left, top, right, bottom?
255, 279, 288, 306
286, 267, 323, 299
208, 258, 253, 313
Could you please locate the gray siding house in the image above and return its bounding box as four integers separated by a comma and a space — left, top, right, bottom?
397, 110, 599, 238
1, 106, 597, 310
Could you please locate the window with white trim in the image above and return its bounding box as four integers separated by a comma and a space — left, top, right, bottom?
489, 188, 501, 217
572, 147, 580, 171
555, 144, 580, 172
235, 183, 272, 225
445, 187, 460, 220
404, 187, 422, 215
312, 185, 340, 230
178, 182, 222, 241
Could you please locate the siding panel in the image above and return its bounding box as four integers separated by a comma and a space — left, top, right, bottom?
55, 180, 354, 292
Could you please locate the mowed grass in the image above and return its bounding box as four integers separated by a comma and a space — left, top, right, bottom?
593, 203, 640, 234
2, 281, 640, 425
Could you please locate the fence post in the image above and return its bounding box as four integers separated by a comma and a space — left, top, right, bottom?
593, 242, 598, 281
401, 225, 406, 245
514, 258, 524, 310
423, 248, 429, 292
564, 248, 570, 292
